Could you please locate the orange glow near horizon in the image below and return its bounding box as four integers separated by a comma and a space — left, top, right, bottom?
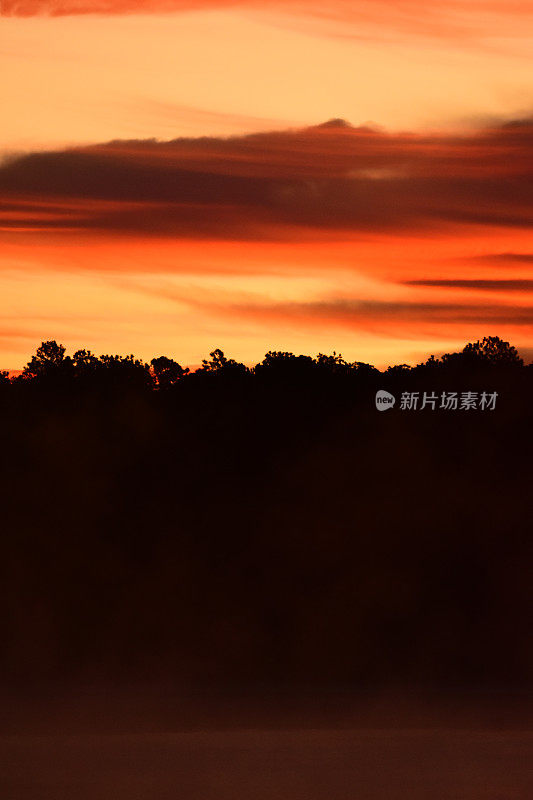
2, 227, 533, 371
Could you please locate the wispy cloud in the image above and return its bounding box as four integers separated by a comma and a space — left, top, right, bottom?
4, 0, 533, 50
467, 252, 533, 265
183, 294, 533, 338
1, 118, 532, 241
405, 279, 533, 291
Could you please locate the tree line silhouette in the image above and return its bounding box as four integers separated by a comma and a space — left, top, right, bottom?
2, 334, 526, 390
0, 336, 531, 690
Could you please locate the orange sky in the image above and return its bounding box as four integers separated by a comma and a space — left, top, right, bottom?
1, 1, 532, 369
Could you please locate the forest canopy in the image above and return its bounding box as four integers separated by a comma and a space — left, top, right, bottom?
3, 335, 526, 390
0, 333, 531, 689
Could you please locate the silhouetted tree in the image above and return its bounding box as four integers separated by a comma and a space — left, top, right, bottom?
425, 336, 524, 371
420, 354, 442, 370
352, 360, 379, 374
22, 339, 70, 379
199, 348, 247, 375
72, 349, 100, 375
385, 363, 412, 376
151, 356, 189, 388
98, 353, 152, 388
315, 352, 349, 373
461, 335, 523, 366
255, 351, 316, 377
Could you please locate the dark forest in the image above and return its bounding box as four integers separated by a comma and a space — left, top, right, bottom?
1, 336, 531, 695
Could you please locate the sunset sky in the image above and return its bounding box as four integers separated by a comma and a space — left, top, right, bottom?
1, 0, 533, 369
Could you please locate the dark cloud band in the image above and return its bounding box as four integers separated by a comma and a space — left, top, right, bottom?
1, 119, 532, 240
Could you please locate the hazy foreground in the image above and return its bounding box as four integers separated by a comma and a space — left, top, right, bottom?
2, 688, 532, 799
2, 727, 532, 799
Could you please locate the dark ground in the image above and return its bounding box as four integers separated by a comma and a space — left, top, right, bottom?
1, 342, 532, 797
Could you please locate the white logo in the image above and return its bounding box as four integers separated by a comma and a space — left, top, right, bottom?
375, 390, 395, 411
